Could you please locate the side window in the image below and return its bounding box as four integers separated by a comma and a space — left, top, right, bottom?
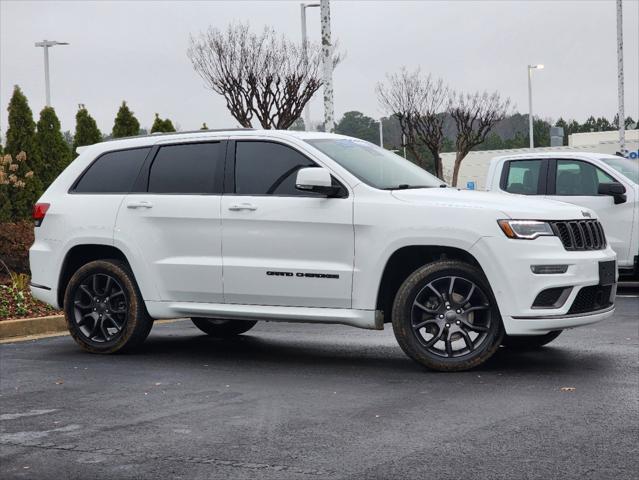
148, 142, 222, 194
234, 141, 317, 196
74, 148, 150, 193
504, 160, 543, 194
555, 160, 614, 196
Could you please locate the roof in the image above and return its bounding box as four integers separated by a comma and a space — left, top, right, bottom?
75, 129, 344, 155
490, 151, 619, 162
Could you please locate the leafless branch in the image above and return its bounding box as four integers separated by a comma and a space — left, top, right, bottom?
188, 23, 341, 129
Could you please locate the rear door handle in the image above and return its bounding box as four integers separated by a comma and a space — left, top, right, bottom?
228, 203, 257, 211
127, 200, 153, 209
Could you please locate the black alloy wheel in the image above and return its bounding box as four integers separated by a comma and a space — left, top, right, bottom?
392, 260, 504, 371
72, 273, 128, 343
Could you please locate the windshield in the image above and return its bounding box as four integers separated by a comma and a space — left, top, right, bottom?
602, 157, 638, 184
306, 138, 444, 189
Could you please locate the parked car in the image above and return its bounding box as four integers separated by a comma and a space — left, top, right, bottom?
486, 152, 638, 277
30, 130, 617, 371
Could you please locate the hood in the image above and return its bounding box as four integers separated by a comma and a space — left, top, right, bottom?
391, 188, 595, 220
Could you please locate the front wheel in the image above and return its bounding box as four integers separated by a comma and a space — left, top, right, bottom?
502, 331, 562, 349
191, 318, 257, 337
392, 260, 504, 372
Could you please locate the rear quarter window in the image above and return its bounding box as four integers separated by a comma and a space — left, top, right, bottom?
73, 147, 150, 193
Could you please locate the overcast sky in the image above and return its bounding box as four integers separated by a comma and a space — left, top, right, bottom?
1, 0, 638, 136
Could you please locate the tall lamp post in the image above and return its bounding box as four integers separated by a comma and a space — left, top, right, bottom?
35, 40, 69, 107
616, 0, 625, 155
527, 64, 544, 149
300, 3, 320, 131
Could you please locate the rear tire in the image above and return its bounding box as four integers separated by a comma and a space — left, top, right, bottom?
502, 330, 562, 349
191, 318, 257, 337
392, 260, 504, 372
64, 259, 153, 354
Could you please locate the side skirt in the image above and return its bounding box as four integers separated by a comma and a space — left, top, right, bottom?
145, 301, 382, 330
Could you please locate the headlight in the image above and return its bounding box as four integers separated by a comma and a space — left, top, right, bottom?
497, 220, 555, 239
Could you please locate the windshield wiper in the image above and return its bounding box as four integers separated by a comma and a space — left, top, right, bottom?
383, 184, 434, 190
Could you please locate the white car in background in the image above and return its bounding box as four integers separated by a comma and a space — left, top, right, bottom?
486, 152, 638, 277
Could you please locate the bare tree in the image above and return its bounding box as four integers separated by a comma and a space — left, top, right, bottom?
188, 23, 340, 130
450, 91, 511, 186
376, 68, 452, 178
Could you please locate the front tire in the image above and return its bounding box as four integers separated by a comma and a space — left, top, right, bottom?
63, 259, 153, 354
502, 331, 562, 349
392, 260, 504, 372
191, 318, 257, 337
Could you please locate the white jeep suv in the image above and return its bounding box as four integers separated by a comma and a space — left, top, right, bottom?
29, 130, 617, 371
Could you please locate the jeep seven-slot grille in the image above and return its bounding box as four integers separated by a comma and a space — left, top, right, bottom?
550, 220, 606, 251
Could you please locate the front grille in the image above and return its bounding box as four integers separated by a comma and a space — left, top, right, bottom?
550, 220, 606, 251
567, 285, 613, 314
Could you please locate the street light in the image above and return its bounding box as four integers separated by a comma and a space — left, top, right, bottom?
300, 2, 320, 131
35, 40, 69, 107
527, 64, 544, 149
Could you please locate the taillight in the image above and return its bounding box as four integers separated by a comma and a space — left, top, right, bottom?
32, 203, 50, 227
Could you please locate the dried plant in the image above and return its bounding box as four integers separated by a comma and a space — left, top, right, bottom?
0, 152, 33, 188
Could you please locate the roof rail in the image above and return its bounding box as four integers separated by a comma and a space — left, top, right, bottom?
101, 128, 255, 143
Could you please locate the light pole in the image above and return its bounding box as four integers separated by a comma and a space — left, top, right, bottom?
35, 40, 69, 107
616, 0, 626, 155
379, 118, 384, 148
320, 0, 334, 132
300, 2, 320, 131
527, 64, 544, 149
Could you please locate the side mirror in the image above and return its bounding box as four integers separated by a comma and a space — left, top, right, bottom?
295, 167, 341, 197
598, 182, 627, 204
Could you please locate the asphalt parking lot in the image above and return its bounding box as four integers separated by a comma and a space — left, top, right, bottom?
1, 295, 637, 480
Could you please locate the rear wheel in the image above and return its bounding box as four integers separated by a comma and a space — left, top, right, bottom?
63, 260, 153, 354
502, 330, 562, 349
392, 260, 503, 372
191, 318, 257, 337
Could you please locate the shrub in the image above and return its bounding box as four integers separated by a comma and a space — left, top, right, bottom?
0, 220, 34, 274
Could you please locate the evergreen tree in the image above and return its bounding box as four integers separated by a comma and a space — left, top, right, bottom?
150, 113, 176, 133
73, 106, 102, 156
112, 101, 141, 138
201, 122, 208, 130
35, 107, 72, 188
3, 85, 41, 220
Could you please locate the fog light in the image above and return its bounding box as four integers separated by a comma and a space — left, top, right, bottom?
531, 264, 569, 274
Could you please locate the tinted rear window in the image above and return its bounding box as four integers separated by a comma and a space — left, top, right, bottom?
148, 142, 223, 194
74, 148, 150, 193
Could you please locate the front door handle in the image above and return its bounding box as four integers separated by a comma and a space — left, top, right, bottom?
228, 203, 258, 211
127, 200, 153, 209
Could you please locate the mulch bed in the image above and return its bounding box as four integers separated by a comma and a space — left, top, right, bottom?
0, 278, 61, 321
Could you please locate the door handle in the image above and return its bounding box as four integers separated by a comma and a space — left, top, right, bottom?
228, 203, 257, 211
127, 200, 153, 209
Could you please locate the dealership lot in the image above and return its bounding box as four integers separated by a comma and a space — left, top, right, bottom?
0, 296, 637, 480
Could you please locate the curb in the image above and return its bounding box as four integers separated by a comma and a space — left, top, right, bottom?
0, 315, 67, 340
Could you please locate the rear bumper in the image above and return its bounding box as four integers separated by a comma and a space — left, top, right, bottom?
471, 235, 617, 336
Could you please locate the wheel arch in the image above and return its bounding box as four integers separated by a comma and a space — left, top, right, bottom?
57, 244, 132, 307
375, 245, 487, 324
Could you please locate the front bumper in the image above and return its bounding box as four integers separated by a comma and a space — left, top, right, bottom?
471, 235, 617, 335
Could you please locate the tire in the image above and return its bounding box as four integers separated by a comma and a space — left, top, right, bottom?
392, 260, 504, 372
502, 330, 562, 349
63, 259, 153, 354
191, 318, 257, 337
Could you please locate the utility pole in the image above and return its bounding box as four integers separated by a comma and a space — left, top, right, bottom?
300, 3, 320, 131
379, 118, 384, 148
35, 40, 69, 106
527, 64, 544, 149
616, 0, 626, 155
320, 0, 334, 132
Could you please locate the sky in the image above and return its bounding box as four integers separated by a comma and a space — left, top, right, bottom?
1, 0, 638, 136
